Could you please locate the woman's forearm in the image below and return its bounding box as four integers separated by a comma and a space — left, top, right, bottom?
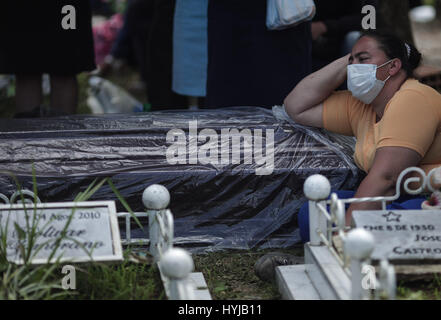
284, 54, 350, 118
345, 173, 397, 226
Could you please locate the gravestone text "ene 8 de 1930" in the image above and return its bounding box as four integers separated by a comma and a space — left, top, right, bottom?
353, 210, 441, 262
0, 201, 123, 264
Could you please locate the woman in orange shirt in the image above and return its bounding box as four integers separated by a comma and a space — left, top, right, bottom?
284, 31, 441, 241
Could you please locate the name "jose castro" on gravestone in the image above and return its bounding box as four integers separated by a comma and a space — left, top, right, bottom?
353, 210, 441, 262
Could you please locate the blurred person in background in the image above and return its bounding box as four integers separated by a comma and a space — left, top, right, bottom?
93, 0, 187, 110
147, 0, 187, 110
0, 1, 96, 117
172, 0, 208, 109
205, 0, 312, 109
311, 0, 366, 72
99, 0, 154, 87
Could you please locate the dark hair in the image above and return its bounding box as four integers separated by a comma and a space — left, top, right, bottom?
359, 31, 422, 78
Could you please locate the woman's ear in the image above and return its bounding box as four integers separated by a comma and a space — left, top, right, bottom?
389, 58, 403, 76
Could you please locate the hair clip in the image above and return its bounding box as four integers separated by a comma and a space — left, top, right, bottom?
404, 43, 411, 58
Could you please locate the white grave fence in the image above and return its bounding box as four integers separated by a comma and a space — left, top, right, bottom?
300, 166, 440, 300
4, 167, 438, 300
0, 189, 42, 205
113, 184, 211, 300
0, 184, 210, 300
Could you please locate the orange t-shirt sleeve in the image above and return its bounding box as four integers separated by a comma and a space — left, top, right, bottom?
322, 91, 354, 136
377, 90, 439, 157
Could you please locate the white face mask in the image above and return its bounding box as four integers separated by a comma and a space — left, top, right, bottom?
347, 60, 393, 104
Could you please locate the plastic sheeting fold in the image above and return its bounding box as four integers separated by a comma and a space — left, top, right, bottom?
0, 107, 362, 251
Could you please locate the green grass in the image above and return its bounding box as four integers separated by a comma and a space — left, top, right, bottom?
65, 252, 165, 300
77, 73, 93, 115
193, 248, 441, 301
0, 251, 165, 300
193, 248, 303, 300
0, 175, 165, 300
423, 0, 435, 6
397, 274, 441, 300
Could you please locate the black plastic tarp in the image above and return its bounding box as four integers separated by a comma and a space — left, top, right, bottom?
0, 107, 362, 251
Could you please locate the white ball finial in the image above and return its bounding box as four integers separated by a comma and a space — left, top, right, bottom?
160, 248, 194, 279
304, 175, 331, 201
344, 228, 375, 260
142, 184, 170, 210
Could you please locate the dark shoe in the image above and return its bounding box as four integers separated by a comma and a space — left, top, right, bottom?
254, 252, 304, 283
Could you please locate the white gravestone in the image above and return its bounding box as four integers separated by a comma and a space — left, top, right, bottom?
0, 201, 123, 264
353, 210, 441, 262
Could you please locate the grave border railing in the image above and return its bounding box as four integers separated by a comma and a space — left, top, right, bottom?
304, 166, 439, 299
0, 184, 205, 300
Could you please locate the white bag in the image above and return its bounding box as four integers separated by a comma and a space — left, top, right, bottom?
266, 0, 316, 31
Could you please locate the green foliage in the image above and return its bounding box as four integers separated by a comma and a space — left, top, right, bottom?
423, 0, 435, 6
0, 170, 75, 299
397, 287, 426, 300
66, 251, 164, 300
77, 73, 92, 115
0, 262, 68, 300
109, 0, 128, 14
397, 275, 441, 300
192, 250, 299, 300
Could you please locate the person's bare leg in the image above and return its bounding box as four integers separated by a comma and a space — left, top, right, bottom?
50, 74, 78, 115
15, 74, 43, 113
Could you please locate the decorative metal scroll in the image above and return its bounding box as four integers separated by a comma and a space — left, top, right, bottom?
0, 190, 42, 205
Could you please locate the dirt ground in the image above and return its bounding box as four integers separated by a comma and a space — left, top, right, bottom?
192, 248, 304, 300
